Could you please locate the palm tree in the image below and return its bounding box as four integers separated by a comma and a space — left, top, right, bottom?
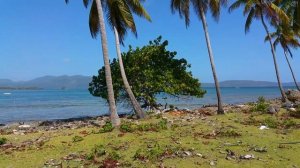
170, 0, 227, 114
102, 0, 151, 119
66, 0, 151, 119
229, 0, 290, 102
280, 0, 300, 32
266, 24, 300, 91
66, 0, 120, 126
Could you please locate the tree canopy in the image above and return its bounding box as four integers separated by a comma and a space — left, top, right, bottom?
89, 36, 206, 109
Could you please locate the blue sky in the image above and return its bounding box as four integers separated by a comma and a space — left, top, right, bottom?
0, 0, 299, 83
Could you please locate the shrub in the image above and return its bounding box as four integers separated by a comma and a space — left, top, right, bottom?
282, 119, 297, 129
0, 137, 7, 145
108, 151, 121, 160
92, 145, 106, 157
133, 144, 164, 161
72, 136, 84, 142
157, 118, 168, 130
219, 129, 241, 137
120, 122, 135, 133
85, 153, 94, 160
264, 117, 278, 128
251, 96, 269, 113
100, 121, 114, 133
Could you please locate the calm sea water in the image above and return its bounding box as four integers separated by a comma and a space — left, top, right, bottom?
0, 87, 294, 123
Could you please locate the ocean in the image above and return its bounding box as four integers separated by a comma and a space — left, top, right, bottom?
0, 87, 295, 124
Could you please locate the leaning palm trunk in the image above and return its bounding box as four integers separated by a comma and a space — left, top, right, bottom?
113, 26, 146, 119
95, 0, 120, 126
260, 13, 288, 102
284, 51, 300, 91
199, 6, 224, 114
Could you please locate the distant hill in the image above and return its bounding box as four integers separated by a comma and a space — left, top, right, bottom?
0, 75, 91, 89
0, 77, 298, 90
202, 80, 299, 87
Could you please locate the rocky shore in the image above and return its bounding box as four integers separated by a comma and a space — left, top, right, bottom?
1, 90, 299, 136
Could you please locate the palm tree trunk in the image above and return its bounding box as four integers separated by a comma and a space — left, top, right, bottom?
113, 26, 146, 119
95, 0, 120, 126
260, 13, 288, 102
284, 51, 300, 91
199, 6, 224, 114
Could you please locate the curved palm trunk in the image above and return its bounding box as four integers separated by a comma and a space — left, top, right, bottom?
113, 26, 146, 119
95, 0, 120, 126
284, 51, 300, 91
199, 6, 224, 114
260, 13, 288, 102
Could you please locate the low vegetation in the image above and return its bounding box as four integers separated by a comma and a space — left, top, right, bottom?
0, 106, 300, 167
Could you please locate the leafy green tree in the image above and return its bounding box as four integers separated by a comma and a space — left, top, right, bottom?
266, 24, 300, 91
229, 0, 290, 102
170, 0, 227, 114
66, 0, 120, 126
89, 37, 206, 110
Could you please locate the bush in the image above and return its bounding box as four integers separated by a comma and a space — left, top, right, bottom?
264, 117, 278, 128
72, 136, 84, 142
282, 119, 297, 129
157, 118, 168, 130
134, 144, 164, 161
251, 96, 269, 113
120, 122, 135, 133
219, 129, 241, 137
100, 121, 114, 133
92, 145, 106, 157
108, 151, 121, 160
0, 137, 7, 145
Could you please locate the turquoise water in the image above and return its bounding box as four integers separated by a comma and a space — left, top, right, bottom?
0, 87, 294, 123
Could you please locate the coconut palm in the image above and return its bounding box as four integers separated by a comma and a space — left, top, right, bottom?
280, 0, 300, 32
170, 0, 227, 114
66, 0, 151, 119
229, 0, 290, 102
100, 0, 151, 119
266, 24, 300, 90
66, 0, 120, 126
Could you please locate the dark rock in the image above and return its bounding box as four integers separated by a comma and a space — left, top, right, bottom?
268, 106, 276, 114
282, 102, 294, 109
286, 90, 300, 102
0, 124, 5, 127
268, 105, 280, 114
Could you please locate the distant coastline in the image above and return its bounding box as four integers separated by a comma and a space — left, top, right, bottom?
1, 75, 299, 90
0, 87, 41, 90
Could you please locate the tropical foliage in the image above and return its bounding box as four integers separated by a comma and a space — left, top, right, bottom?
170, 0, 227, 114
266, 23, 300, 90
229, 0, 290, 102
89, 37, 206, 109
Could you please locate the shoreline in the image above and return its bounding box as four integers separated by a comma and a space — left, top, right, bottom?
0, 97, 286, 131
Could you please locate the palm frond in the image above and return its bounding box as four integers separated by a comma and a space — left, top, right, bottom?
89, 0, 100, 39
171, 0, 191, 27
229, 0, 245, 13
245, 7, 255, 33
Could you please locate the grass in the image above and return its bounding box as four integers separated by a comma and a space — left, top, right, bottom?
0, 109, 300, 168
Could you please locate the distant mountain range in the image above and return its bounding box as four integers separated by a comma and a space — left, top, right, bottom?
0, 76, 298, 90
202, 80, 299, 87
0, 75, 91, 89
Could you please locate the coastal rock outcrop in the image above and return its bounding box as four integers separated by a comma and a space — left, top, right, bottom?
286, 90, 300, 102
